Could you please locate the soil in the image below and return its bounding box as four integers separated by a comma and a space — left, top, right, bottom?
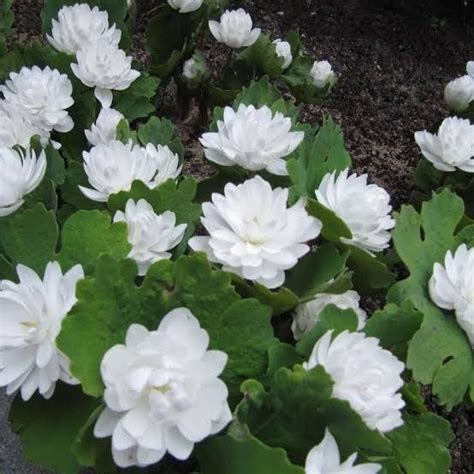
2, 0, 474, 473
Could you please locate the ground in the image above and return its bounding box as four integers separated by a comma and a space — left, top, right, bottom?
1, 0, 473, 472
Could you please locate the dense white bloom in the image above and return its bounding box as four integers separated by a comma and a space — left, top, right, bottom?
315, 169, 394, 254
189, 176, 321, 289
114, 199, 187, 276
0, 146, 46, 217
168, 0, 203, 13
429, 244, 474, 346
444, 75, 474, 113
79, 141, 169, 202
200, 104, 304, 175
304, 330, 405, 433
273, 39, 293, 69
414, 117, 474, 172
47, 3, 121, 55
292, 291, 367, 340
94, 308, 231, 468
1, 66, 74, 133
0, 262, 83, 401
85, 107, 124, 146
0, 101, 48, 149
468, 61, 474, 77
209, 9, 261, 49
144, 144, 182, 187
310, 60, 335, 88
305, 428, 381, 474
71, 39, 140, 108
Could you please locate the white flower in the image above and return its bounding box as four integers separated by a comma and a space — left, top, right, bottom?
114, 199, 187, 276
0, 262, 83, 401
189, 176, 321, 289
429, 244, 474, 346
94, 308, 231, 468
414, 117, 474, 173
209, 9, 261, 49
71, 39, 140, 108
183, 58, 199, 80
292, 291, 367, 340
273, 39, 293, 69
144, 144, 182, 187
200, 104, 304, 176
0, 146, 46, 217
467, 60, 474, 78
310, 60, 335, 88
0, 101, 49, 149
47, 3, 121, 55
85, 107, 124, 146
305, 428, 381, 474
80, 140, 165, 202
444, 75, 474, 113
1, 66, 74, 133
168, 0, 203, 13
315, 169, 394, 254
304, 330, 405, 433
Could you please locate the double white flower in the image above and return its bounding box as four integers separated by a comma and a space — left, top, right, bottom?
79, 141, 182, 202
0, 101, 48, 149
310, 60, 335, 89
315, 169, 395, 254
0, 262, 83, 401
189, 176, 321, 289
47, 3, 121, 55
209, 9, 261, 49
94, 308, 231, 468
168, 0, 203, 13
444, 61, 474, 113
414, 117, 474, 173
0, 146, 46, 217
305, 429, 381, 474
200, 104, 304, 175
1, 66, 74, 133
292, 291, 367, 341
114, 199, 187, 276
304, 330, 405, 433
273, 39, 293, 70
85, 107, 124, 146
429, 244, 474, 346
71, 39, 140, 108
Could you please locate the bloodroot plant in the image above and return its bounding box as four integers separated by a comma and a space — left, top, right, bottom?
0, 1, 471, 474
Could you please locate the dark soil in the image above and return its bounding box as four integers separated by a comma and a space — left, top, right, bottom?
3, 0, 474, 473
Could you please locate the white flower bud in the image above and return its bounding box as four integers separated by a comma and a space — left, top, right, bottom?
273, 39, 293, 69
444, 75, 474, 113
310, 60, 335, 88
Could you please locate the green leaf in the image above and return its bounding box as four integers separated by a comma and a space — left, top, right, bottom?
197, 424, 305, 474
296, 305, 359, 358
9, 384, 99, 474
137, 116, 184, 158
389, 189, 473, 408
346, 245, 395, 292
0, 203, 58, 274
58, 210, 130, 273
44, 143, 66, 185
414, 160, 443, 193
107, 178, 201, 257
285, 243, 351, 297
306, 199, 352, 241
287, 117, 351, 202
113, 73, 160, 121
58, 253, 274, 400
386, 413, 454, 474
215, 299, 277, 401
240, 34, 285, 78
364, 301, 423, 356
267, 343, 303, 377
238, 365, 391, 464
